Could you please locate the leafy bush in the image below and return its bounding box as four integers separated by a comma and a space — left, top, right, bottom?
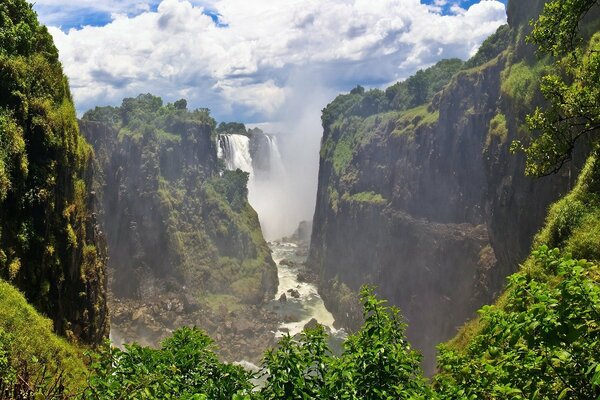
83, 327, 253, 399
210, 169, 250, 212
436, 246, 600, 400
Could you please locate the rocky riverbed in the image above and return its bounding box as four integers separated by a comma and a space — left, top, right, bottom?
109, 236, 341, 364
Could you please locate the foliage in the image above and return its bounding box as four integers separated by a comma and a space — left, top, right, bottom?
321, 58, 460, 138
529, 0, 600, 57
435, 246, 600, 400
82, 94, 217, 142
486, 112, 509, 147
323, 287, 430, 399
342, 191, 387, 206
392, 105, 439, 137
463, 24, 511, 69
83, 327, 253, 399
0, 0, 106, 343
217, 122, 248, 135
210, 169, 250, 212
500, 60, 549, 114
513, 0, 600, 176
385, 58, 463, 112
534, 151, 600, 261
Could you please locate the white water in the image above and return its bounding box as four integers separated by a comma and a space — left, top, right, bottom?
217, 134, 344, 338
264, 135, 286, 181
268, 241, 344, 339
217, 133, 292, 239
217, 134, 255, 178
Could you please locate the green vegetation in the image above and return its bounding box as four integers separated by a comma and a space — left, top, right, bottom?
436, 246, 600, 399
386, 58, 464, 111
535, 151, 600, 262
0, 280, 87, 398
513, 0, 600, 176
83, 327, 253, 399
342, 191, 387, 206
0, 0, 106, 343
392, 105, 439, 137
217, 122, 248, 135
83, 94, 275, 306
486, 112, 509, 148
463, 24, 511, 69
500, 60, 549, 112
80, 288, 432, 399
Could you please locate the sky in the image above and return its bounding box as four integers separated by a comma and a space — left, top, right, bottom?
31, 0, 508, 122
30, 0, 508, 238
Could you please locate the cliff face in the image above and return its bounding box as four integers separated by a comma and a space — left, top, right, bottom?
309, 0, 579, 373
80, 96, 277, 313
0, 0, 107, 344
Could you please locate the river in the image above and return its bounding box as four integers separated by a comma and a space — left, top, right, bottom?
266, 241, 345, 341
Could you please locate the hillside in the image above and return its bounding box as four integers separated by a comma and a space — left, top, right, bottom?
308, 0, 596, 373
0, 0, 107, 344
79, 96, 278, 359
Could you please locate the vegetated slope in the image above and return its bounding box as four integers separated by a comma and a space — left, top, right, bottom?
79, 96, 278, 332
435, 155, 600, 399
0, 0, 107, 344
308, 0, 587, 373
0, 280, 88, 397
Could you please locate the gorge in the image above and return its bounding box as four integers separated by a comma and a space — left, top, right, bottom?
1, 0, 599, 398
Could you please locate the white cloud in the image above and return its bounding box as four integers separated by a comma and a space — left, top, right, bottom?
39, 0, 506, 120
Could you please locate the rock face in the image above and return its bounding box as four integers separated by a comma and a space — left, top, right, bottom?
309, 0, 581, 373
80, 95, 278, 348
0, 0, 107, 344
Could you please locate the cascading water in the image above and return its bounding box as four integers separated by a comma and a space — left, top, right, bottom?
263, 135, 285, 180
217, 134, 255, 177
217, 132, 343, 342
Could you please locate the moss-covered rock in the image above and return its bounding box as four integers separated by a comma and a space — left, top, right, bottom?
0, 0, 107, 344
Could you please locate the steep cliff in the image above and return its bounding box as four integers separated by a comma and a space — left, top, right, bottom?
0, 0, 107, 344
80, 95, 277, 315
309, 0, 584, 373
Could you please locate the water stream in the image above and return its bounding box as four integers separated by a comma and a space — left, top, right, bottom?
217, 132, 346, 342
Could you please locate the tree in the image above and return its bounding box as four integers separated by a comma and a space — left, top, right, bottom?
513, 0, 600, 176
174, 99, 187, 110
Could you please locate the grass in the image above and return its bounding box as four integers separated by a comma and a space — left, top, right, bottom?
0, 280, 88, 393
392, 105, 439, 137
500, 59, 550, 110
202, 294, 244, 313
342, 191, 388, 206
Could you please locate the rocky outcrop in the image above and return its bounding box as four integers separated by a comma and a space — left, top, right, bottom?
80, 95, 278, 348
309, 0, 580, 374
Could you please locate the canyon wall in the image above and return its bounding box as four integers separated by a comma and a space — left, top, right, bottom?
80, 96, 277, 314
308, 0, 583, 372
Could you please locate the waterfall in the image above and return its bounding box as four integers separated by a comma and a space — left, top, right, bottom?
217, 134, 255, 178
263, 135, 285, 180
218, 132, 290, 239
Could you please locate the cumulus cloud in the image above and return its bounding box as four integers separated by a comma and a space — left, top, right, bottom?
40, 0, 506, 120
